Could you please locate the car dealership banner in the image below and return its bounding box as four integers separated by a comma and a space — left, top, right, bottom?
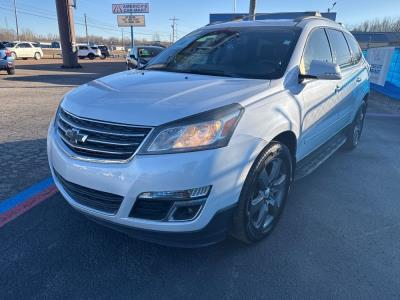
366, 47, 395, 86
112, 3, 149, 14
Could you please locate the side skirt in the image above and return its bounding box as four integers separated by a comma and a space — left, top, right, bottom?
294, 127, 349, 181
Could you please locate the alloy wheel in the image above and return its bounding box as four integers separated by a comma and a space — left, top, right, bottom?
247, 157, 288, 233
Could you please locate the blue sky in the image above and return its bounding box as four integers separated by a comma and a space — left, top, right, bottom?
0, 0, 399, 41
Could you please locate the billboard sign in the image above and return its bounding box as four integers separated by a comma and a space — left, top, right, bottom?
117, 15, 145, 27
112, 3, 149, 14
367, 47, 395, 86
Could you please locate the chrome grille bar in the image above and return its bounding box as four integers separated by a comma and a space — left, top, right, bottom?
56, 108, 153, 161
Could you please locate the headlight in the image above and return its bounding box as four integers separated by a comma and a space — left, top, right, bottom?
140, 103, 243, 154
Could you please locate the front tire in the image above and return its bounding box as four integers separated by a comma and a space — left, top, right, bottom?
343, 101, 367, 150
88, 53, 95, 60
231, 142, 292, 244
34, 52, 42, 60
7, 68, 15, 75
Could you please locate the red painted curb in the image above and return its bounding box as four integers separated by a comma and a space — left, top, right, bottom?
0, 185, 58, 228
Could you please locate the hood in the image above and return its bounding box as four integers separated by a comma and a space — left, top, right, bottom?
62, 70, 270, 126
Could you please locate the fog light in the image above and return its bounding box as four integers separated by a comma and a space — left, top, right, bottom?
172, 204, 203, 221
138, 185, 211, 201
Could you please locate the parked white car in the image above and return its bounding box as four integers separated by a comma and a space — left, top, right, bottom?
48, 13, 370, 247
6, 41, 43, 60
77, 45, 103, 60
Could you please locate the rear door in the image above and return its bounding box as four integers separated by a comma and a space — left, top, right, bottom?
298, 28, 340, 159
343, 32, 369, 121
325, 29, 359, 130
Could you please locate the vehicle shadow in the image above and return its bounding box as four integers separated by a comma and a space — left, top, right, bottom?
14, 60, 125, 73
3, 74, 104, 86
0, 138, 50, 201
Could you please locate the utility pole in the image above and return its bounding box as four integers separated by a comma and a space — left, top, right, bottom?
169, 17, 179, 43
13, 0, 19, 40
55, 0, 80, 68
84, 13, 89, 45
249, 0, 256, 20
121, 29, 124, 49
233, 0, 236, 13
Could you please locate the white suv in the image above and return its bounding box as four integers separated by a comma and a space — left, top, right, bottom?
6, 41, 43, 60
77, 45, 102, 60
48, 15, 370, 247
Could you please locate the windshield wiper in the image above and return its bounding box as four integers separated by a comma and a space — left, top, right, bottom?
188, 69, 241, 78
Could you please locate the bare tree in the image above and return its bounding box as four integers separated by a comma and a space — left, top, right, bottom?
351, 17, 400, 32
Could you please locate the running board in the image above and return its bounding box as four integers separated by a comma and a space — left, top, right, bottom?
294, 133, 347, 181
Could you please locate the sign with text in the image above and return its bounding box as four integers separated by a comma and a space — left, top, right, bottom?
367, 47, 395, 86
117, 15, 145, 27
112, 3, 149, 14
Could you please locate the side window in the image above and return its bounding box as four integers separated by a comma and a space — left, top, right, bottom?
301, 28, 332, 74
326, 29, 352, 68
344, 33, 362, 64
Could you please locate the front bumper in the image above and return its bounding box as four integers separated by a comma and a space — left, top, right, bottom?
48, 123, 264, 244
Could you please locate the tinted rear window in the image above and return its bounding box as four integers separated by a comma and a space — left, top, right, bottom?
0, 43, 5, 49
344, 33, 362, 64
326, 29, 352, 67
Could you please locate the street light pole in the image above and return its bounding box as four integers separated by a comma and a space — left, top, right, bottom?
249, 0, 256, 20
233, 0, 236, 13
13, 0, 19, 40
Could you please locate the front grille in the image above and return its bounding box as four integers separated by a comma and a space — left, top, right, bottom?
56, 108, 152, 161
130, 199, 174, 221
54, 170, 124, 214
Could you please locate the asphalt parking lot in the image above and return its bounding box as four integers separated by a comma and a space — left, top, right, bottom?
1, 59, 400, 299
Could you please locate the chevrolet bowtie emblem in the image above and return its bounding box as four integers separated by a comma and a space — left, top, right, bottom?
65, 128, 88, 144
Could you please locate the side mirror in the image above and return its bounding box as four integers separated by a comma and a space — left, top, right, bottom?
302, 60, 342, 80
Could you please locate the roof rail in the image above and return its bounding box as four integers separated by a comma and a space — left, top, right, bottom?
293, 11, 325, 22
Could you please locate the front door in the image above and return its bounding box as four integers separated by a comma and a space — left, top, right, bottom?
297, 28, 342, 160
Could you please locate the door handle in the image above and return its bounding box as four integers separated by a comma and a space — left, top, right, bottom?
335, 85, 341, 93
356, 77, 362, 83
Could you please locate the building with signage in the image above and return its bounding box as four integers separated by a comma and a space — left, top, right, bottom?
352, 32, 400, 50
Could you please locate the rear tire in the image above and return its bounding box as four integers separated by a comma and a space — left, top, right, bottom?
231, 142, 293, 244
343, 101, 367, 150
7, 68, 15, 75
88, 53, 95, 60
100, 55, 106, 60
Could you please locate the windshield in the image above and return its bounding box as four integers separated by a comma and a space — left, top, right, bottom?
0, 43, 5, 49
145, 27, 300, 79
138, 47, 163, 59
6, 42, 16, 47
